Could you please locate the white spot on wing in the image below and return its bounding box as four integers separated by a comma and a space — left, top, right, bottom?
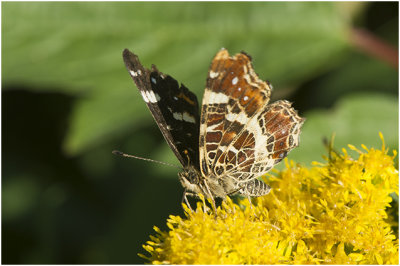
238, 87, 242, 91
219, 145, 227, 152
236, 112, 249, 124
226, 112, 236, 122
207, 91, 230, 104
243, 96, 249, 101
146, 90, 158, 103
232, 77, 238, 85
140, 90, 149, 103
173, 112, 183, 121
225, 111, 248, 124
229, 146, 239, 154
200, 123, 207, 134
151, 77, 157, 84
244, 74, 250, 83
209, 71, 219, 79
130, 70, 139, 77
182, 112, 196, 123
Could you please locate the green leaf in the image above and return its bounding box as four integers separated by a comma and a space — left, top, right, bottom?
3, 175, 40, 221
2, 2, 351, 155
288, 93, 398, 167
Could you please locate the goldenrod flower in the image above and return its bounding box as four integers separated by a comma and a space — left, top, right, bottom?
140, 133, 398, 264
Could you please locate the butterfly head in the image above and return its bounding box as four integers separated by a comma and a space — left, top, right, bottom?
178, 166, 203, 195
178, 165, 238, 200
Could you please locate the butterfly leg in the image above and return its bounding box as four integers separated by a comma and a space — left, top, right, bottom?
201, 181, 217, 213
247, 195, 253, 209
182, 189, 195, 211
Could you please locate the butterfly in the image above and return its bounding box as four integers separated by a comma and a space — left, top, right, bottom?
122, 48, 304, 209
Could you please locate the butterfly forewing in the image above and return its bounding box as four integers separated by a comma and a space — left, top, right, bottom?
199, 49, 304, 192
123, 49, 200, 168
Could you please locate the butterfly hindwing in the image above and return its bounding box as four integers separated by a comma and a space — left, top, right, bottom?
199, 49, 304, 195
123, 49, 200, 168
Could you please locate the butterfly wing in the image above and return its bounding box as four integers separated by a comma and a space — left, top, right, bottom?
199, 49, 304, 195
225, 99, 304, 194
123, 49, 200, 168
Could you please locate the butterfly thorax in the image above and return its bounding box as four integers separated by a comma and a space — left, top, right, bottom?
178, 166, 236, 199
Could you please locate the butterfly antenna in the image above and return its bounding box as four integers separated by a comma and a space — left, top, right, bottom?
112, 150, 182, 169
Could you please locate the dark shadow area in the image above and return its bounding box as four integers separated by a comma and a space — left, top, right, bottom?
2, 89, 183, 263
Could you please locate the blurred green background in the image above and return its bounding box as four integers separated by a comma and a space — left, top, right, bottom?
2, 2, 398, 264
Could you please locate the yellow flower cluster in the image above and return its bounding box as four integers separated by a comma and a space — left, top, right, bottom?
140, 133, 398, 264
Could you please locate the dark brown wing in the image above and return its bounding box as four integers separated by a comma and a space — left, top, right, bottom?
123, 49, 200, 168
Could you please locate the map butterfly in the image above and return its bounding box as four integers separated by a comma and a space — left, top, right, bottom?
122, 48, 304, 208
